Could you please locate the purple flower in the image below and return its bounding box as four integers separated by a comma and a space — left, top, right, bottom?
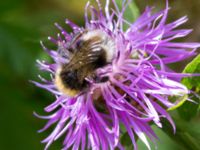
33, 0, 200, 149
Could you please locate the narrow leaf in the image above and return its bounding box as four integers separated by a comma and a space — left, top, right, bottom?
178, 54, 200, 120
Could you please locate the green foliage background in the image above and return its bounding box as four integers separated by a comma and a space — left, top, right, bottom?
0, 0, 199, 150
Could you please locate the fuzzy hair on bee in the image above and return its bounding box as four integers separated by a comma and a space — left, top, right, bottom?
55, 30, 116, 96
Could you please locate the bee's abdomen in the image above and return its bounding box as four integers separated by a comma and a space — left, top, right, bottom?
60, 69, 88, 91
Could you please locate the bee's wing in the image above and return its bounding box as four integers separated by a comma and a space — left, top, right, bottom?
65, 40, 104, 70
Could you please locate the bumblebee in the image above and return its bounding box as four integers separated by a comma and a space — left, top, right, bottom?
55, 30, 116, 96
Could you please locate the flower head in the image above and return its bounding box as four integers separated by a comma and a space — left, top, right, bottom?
34, 0, 200, 149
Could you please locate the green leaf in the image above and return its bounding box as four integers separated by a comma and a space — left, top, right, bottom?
116, 0, 140, 30
182, 54, 200, 90
178, 54, 200, 120
168, 95, 188, 111
178, 95, 199, 121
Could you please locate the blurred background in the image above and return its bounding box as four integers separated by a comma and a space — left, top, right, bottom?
0, 0, 200, 150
